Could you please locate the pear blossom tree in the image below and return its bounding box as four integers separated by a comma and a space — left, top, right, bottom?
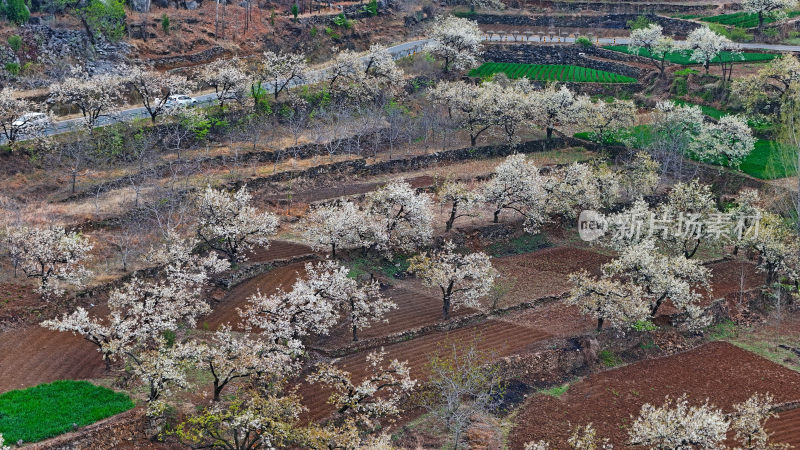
130, 340, 194, 416
730, 393, 783, 449
366, 180, 434, 253
174, 390, 309, 449
743, 0, 798, 32
0, 87, 48, 146
685, 26, 741, 81
256, 50, 308, 100
482, 154, 547, 232
42, 233, 228, 368
307, 349, 416, 426
436, 178, 483, 232
186, 325, 301, 402
628, 24, 677, 77
732, 54, 800, 121
658, 180, 720, 259
602, 240, 711, 326
196, 185, 279, 264
5, 225, 93, 297
200, 57, 248, 108
327, 44, 404, 102
583, 99, 637, 145
531, 84, 588, 141
429, 81, 493, 146
126, 66, 194, 123
344, 277, 396, 342
649, 101, 704, 173
525, 424, 611, 450
302, 201, 373, 257
743, 211, 799, 284
408, 241, 497, 320
690, 115, 756, 168
545, 162, 619, 222
629, 394, 730, 448
567, 270, 650, 331
618, 151, 661, 201
49, 69, 125, 131
482, 80, 533, 145
426, 16, 483, 73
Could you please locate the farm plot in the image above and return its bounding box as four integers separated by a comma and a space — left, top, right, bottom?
0, 327, 106, 394
469, 63, 637, 83
298, 318, 552, 422
604, 45, 778, 64
701, 11, 800, 28
245, 240, 314, 263
769, 406, 800, 445
509, 341, 800, 447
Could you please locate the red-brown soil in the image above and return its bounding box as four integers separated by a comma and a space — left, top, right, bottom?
204, 262, 306, 330
704, 258, 766, 304
316, 282, 476, 348
299, 318, 553, 422
0, 327, 106, 393
509, 341, 800, 447
493, 247, 612, 306
0, 282, 41, 326
245, 240, 314, 263
769, 406, 800, 446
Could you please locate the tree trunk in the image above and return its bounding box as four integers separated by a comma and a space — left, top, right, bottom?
442, 293, 451, 320
650, 295, 666, 318
546, 127, 553, 141
493, 209, 500, 223
445, 201, 458, 232
352, 324, 358, 342
596, 317, 604, 332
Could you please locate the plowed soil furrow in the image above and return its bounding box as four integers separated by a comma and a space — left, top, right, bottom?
299, 319, 551, 422
258, 175, 434, 206
204, 262, 307, 329
768, 407, 800, 446
509, 341, 800, 447
0, 327, 106, 393
315, 287, 476, 347
245, 240, 314, 263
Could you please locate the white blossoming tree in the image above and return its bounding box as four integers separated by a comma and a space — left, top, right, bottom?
428, 80, 493, 147
531, 84, 588, 141
628, 24, 677, 77
602, 240, 711, 326
685, 26, 741, 82
730, 393, 784, 449
366, 180, 434, 253
482, 154, 547, 232
629, 395, 730, 449
301, 200, 374, 257
196, 185, 279, 264
0, 87, 48, 146
308, 349, 416, 426
131, 340, 194, 416
426, 16, 483, 73
200, 57, 248, 108
408, 241, 497, 320
344, 277, 396, 342
49, 69, 125, 131
256, 50, 308, 100
545, 162, 619, 222
618, 151, 661, 201
436, 177, 483, 232
743, 0, 798, 32
5, 225, 92, 297
743, 211, 799, 284
185, 324, 301, 401
42, 233, 228, 368
126, 66, 194, 123
689, 115, 756, 168
582, 99, 637, 145
567, 270, 650, 331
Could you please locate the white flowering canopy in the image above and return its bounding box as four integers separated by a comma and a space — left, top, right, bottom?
426, 15, 483, 72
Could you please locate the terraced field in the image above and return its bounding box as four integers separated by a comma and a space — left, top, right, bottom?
701, 11, 800, 28
769, 406, 800, 446
469, 63, 637, 83
604, 45, 778, 64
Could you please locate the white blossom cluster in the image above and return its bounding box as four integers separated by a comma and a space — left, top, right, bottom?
426, 16, 483, 72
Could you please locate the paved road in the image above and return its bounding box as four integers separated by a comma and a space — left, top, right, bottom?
38, 38, 430, 139
35, 34, 800, 139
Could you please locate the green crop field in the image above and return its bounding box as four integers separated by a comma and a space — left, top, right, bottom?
0, 380, 134, 444
469, 62, 637, 83
739, 139, 797, 179
604, 45, 778, 65
701, 11, 800, 28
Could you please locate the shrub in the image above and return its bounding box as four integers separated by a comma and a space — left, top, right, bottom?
7, 34, 21, 52
310, 25, 317, 37
540, 383, 570, 397
290, 3, 299, 22
575, 36, 593, 47
598, 350, 624, 367
362, 0, 377, 16
4, 0, 29, 25
331, 13, 352, 28
82, 0, 126, 42
672, 76, 688, 96
4, 62, 19, 76
161, 13, 170, 34
626, 15, 653, 30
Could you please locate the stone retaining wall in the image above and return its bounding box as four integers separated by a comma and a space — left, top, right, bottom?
473, 13, 701, 37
